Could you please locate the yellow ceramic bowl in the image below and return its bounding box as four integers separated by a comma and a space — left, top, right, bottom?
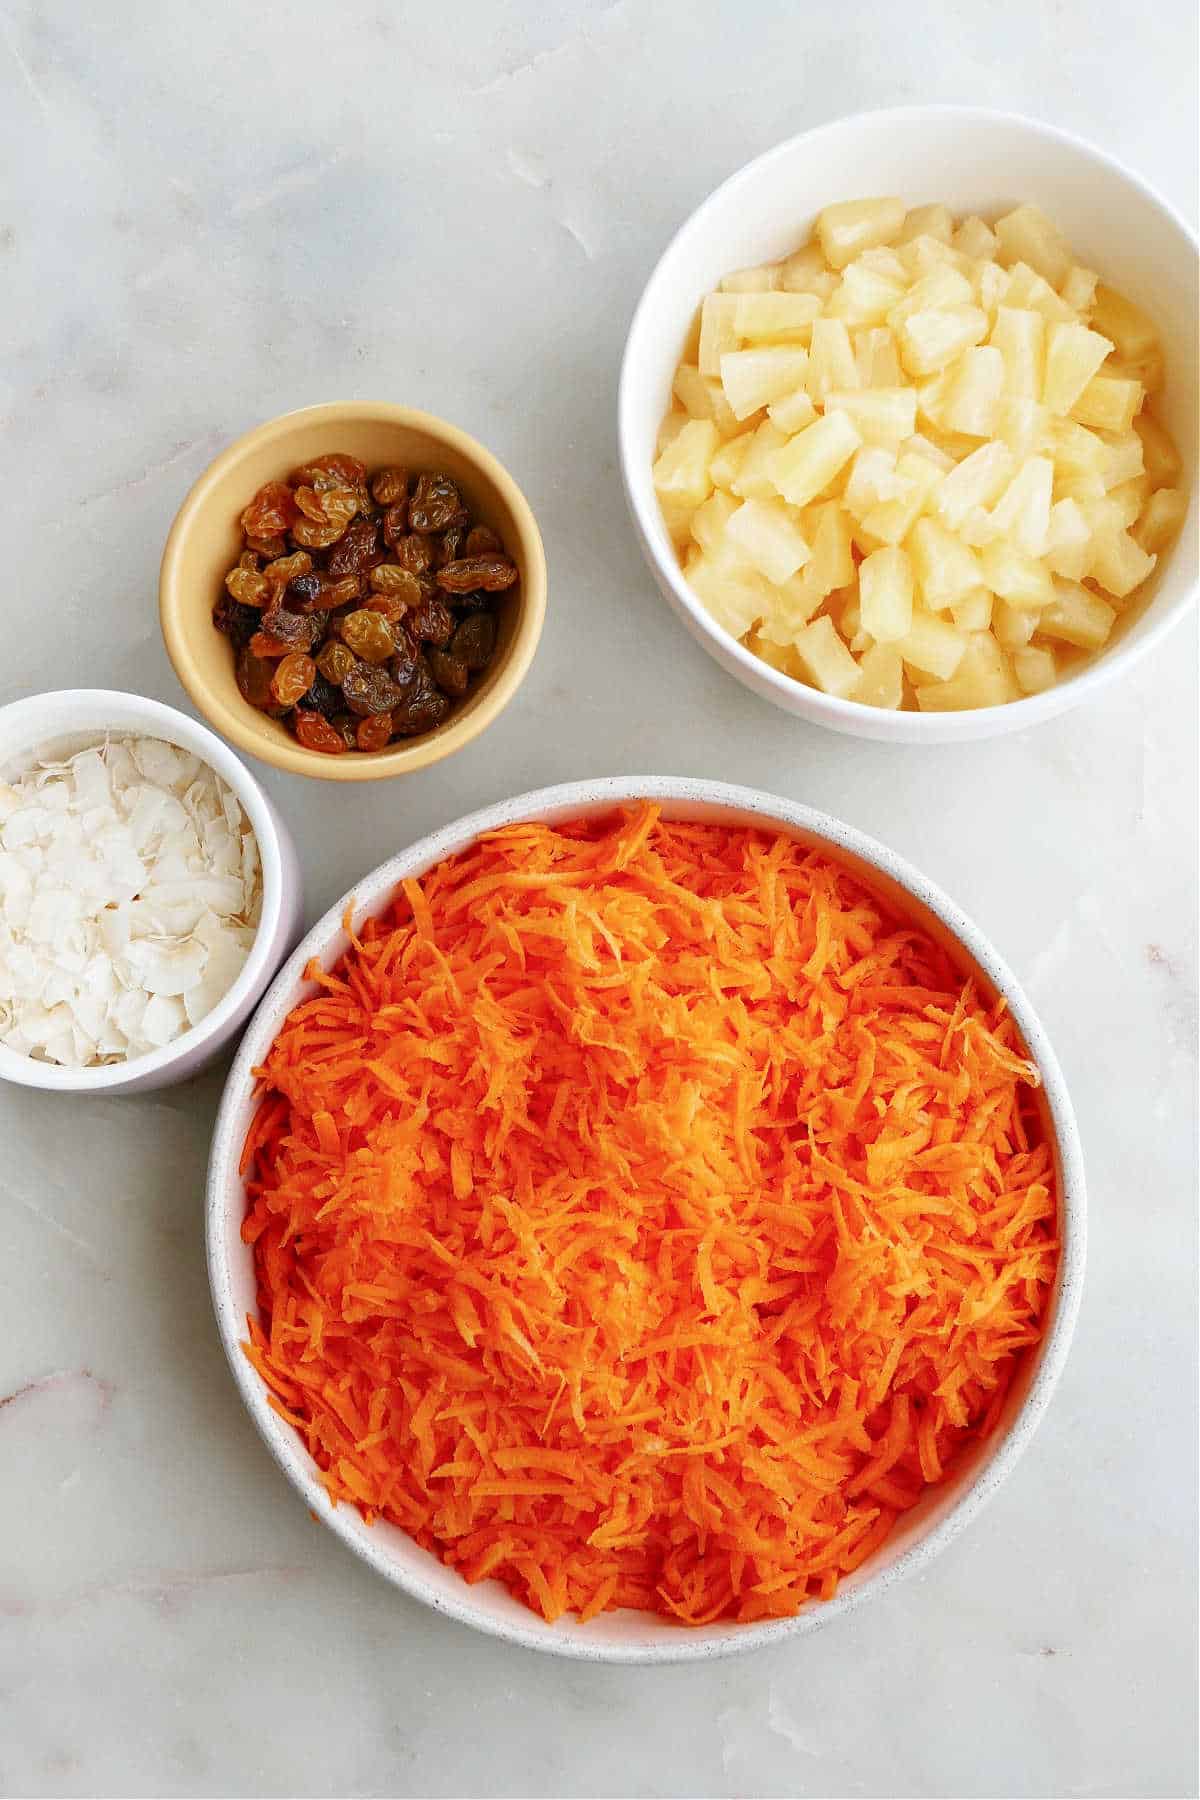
160, 403, 547, 781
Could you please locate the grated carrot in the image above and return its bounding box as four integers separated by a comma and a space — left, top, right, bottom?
241, 805, 1058, 1626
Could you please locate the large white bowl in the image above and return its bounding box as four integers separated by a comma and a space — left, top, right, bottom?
0, 690, 303, 1095
208, 777, 1085, 1662
619, 107, 1199, 743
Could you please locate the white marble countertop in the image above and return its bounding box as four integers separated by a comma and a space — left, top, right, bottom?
1, 3, 1196, 1796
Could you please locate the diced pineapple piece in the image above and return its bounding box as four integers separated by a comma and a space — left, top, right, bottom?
690, 489, 738, 556
754, 575, 825, 642
995, 397, 1050, 461
851, 641, 905, 709
898, 306, 988, 377
816, 197, 906, 270
1060, 265, 1098, 314
993, 596, 1036, 648
916, 631, 1017, 711
1134, 487, 1188, 554
729, 420, 789, 498
1044, 498, 1091, 580
708, 431, 755, 491
859, 545, 914, 642
745, 632, 803, 677
994, 205, 1072, 286
915, 368, 954, 429
837, 594, 867, 652
1109, 347, 1164, 394
779, 243, 839, 301
1070, 373, 1143, 434
1099, 433, 1144, 492
793, 614, 861, 696
698, 294, 741, 377
1039, 579, 1118, 647
721, 347, 811, 421
720, 264, 782, 293
807, 318, 860, 402
989, 307, 1045, 397
767, 388, 818, 434
854, 327, 903, 389
896, 610, 967, 680
1090, 284, 1158, 362
803, 500, 856, 594
933, 441, 1014, 527
1089, 529, 1156, 599
733, 292, 821, 342
657, 410, 689, 456
954, 215, 999, 260
769, 409, 862, 506
979, 539, 1056, 609
1013, 645, 1058, 693
1049, 416, 1107, 478
860, 451, 943, 545
1078, 492, 1136, 541
910, 517, 984, 608
903, 432, 956, 473
974, 261, 1010, 317
897, 204, 954, 245
1043, 322, 1114, 415
821, 387, 917, 448
673, 364, 741, 437
951, 588, 994, 631
684, 546, 775, 639
725, 497, 812, 585
843, 446, 905, 517
1134, 412, 1182, 485
887, 265, 974, 328
1002, 262, 1075, 323
653, 419, 718, 537
988, 456, 1053, 556
826, 261, 907, 326
899, 234, 970, 280
941, 347, 1005, 436
1106, 476, 1150, 530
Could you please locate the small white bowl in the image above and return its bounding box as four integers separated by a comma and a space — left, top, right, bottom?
619, 106, 1199, 744
0, 689, 303, 1095
208, 776, 1085, 1662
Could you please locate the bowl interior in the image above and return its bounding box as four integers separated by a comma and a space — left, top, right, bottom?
622, 108, 1198, 725
0, 690, 281, 1091
209, 777, 1083, 1661
162, 406, 543, 778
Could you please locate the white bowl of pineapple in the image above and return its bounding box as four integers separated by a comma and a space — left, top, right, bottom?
619, 107, 1197, 740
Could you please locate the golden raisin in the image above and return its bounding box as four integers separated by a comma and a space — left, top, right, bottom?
270, 652, 316, 707
225, 566, 270, 607
340, 610, 396, 663
249, 631, 293, 659
355, 711, 394, 751
371, 467, 408, 506
293, 452, 367, 491
316, 640, 359, 685
369, 565, 422, 602
291, 515, 346, 550
294, 711, 348, 753
240, 480, 298, 538
262, 551, 313, 592
436, 555, 518, 594
464, 525, 502, 557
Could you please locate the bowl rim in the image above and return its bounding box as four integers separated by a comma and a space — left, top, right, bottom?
0, 688, 287, 1092
207, 774, 1086, 1662
159, 401, 548, 782
618, 104, 1199, 742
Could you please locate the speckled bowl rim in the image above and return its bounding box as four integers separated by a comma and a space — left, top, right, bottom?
159, 402, 547, 782
207, 776, 1085, 1661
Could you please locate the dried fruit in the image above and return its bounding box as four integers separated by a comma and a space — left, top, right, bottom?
450, 612, 497, 670
316, 640, 359, 686
213, 596, 260, 648
409, 594, 455, 646
291, 515, 347, 551
342, 664, 403, 716
293, 453, 367, 491
369, 564, 422, 601
371, 467, 408, 506
365, 593, 408, 624
427, 647, 470, 696
285, 571, 325, 613
464, 524, 502, 557
327, 516, 383, 576
245, 532, 288, 561
248, 632, 294, 659
355, 711, 394, 751
436, 555, 518, 594
263, 551, 313, 591
270, 651, 317, 708
225, 566, 270, 608
261, 606, 324, 651
340, 609, 396, 663
434, 527, 464, 569
295, 483, 359, 531
241, 481, 298, 538
235, 647, 277, 710
409, 474, 467, 533
294, 711, 348, 754
322, 575, 362, 609
331, 712, 359, 749
295, 672, 342, 718
392, 662, 452, 735
393, 532, 434, 574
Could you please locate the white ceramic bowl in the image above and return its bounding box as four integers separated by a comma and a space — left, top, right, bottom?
619, 107, 1199, 743
208, 776, 1085, 1662
0, 690, 303, 1095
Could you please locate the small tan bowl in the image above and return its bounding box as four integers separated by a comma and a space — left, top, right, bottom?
160, 403, 547, 781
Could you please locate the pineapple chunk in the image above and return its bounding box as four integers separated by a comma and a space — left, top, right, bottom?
903, 432, 956, 473
916, 630, 1017, 710
858, 246, 909, 283
995, 397, 1050, 461
720, 264, 782, 293
826, 261, 907, 326
941, 347, 1005, 436
745, 632, 803, 677
954, 215, 999, 261
897, 610, 967, 680
1135, 487, 1188, 554
974, 260, 1009, 316
933, 441, 1014, 528
993, 596, 1036, 648
804, 500, 856, 594
843, 446, 905, 517
897, 204, 954, 245
910, 517, 984, 608
767, 388, 818, 434
807, 318, 860, 402
1105, 476, 1150, 530
859, 545, 915, 642
698, 294, 740, 378
1013, 645, 1058, 693
652, 419, 718, 537
684, 545, 774, 638
690, 489, 738, 556
1099, 433, 1145, 492
1039, 579, 1117, 648
1134, 412, 1182, 486
989, 307, 1045, 397
854, 327, 903, 388
708, 431, 754, 491
673, 364, 741, 437
721, 347, 811, 421
1043, 322, 1115, 415
988, 456, 1053, 556
657, 410, 689, 456
1049, 416, 1107, 478
816, 197, 906, 270
793, 614, 861, 696
769, 410, 862, 507
888, 266, 974, 328
860, 450, 943, 545
1003, 262, 1075, 323
899, 234, 970, 280
979, 539, 1056, 609
898, 306, 989, 377
821, 387, 917, 448
994, 205, 1072, 287
779, 243, 839, 301
1060, 265, 1098, 314
725, 498, 812, 585
1070, 373, 1143, 434
1045, 498, 1091, 580
729, 420, 789, 499
1089, 529, 1156, 599
951, 588, 994, 631
733, 292, 821, 342
851, 641, 904, 709
1089, 284, 1158, 362
915, 368, 954, 429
